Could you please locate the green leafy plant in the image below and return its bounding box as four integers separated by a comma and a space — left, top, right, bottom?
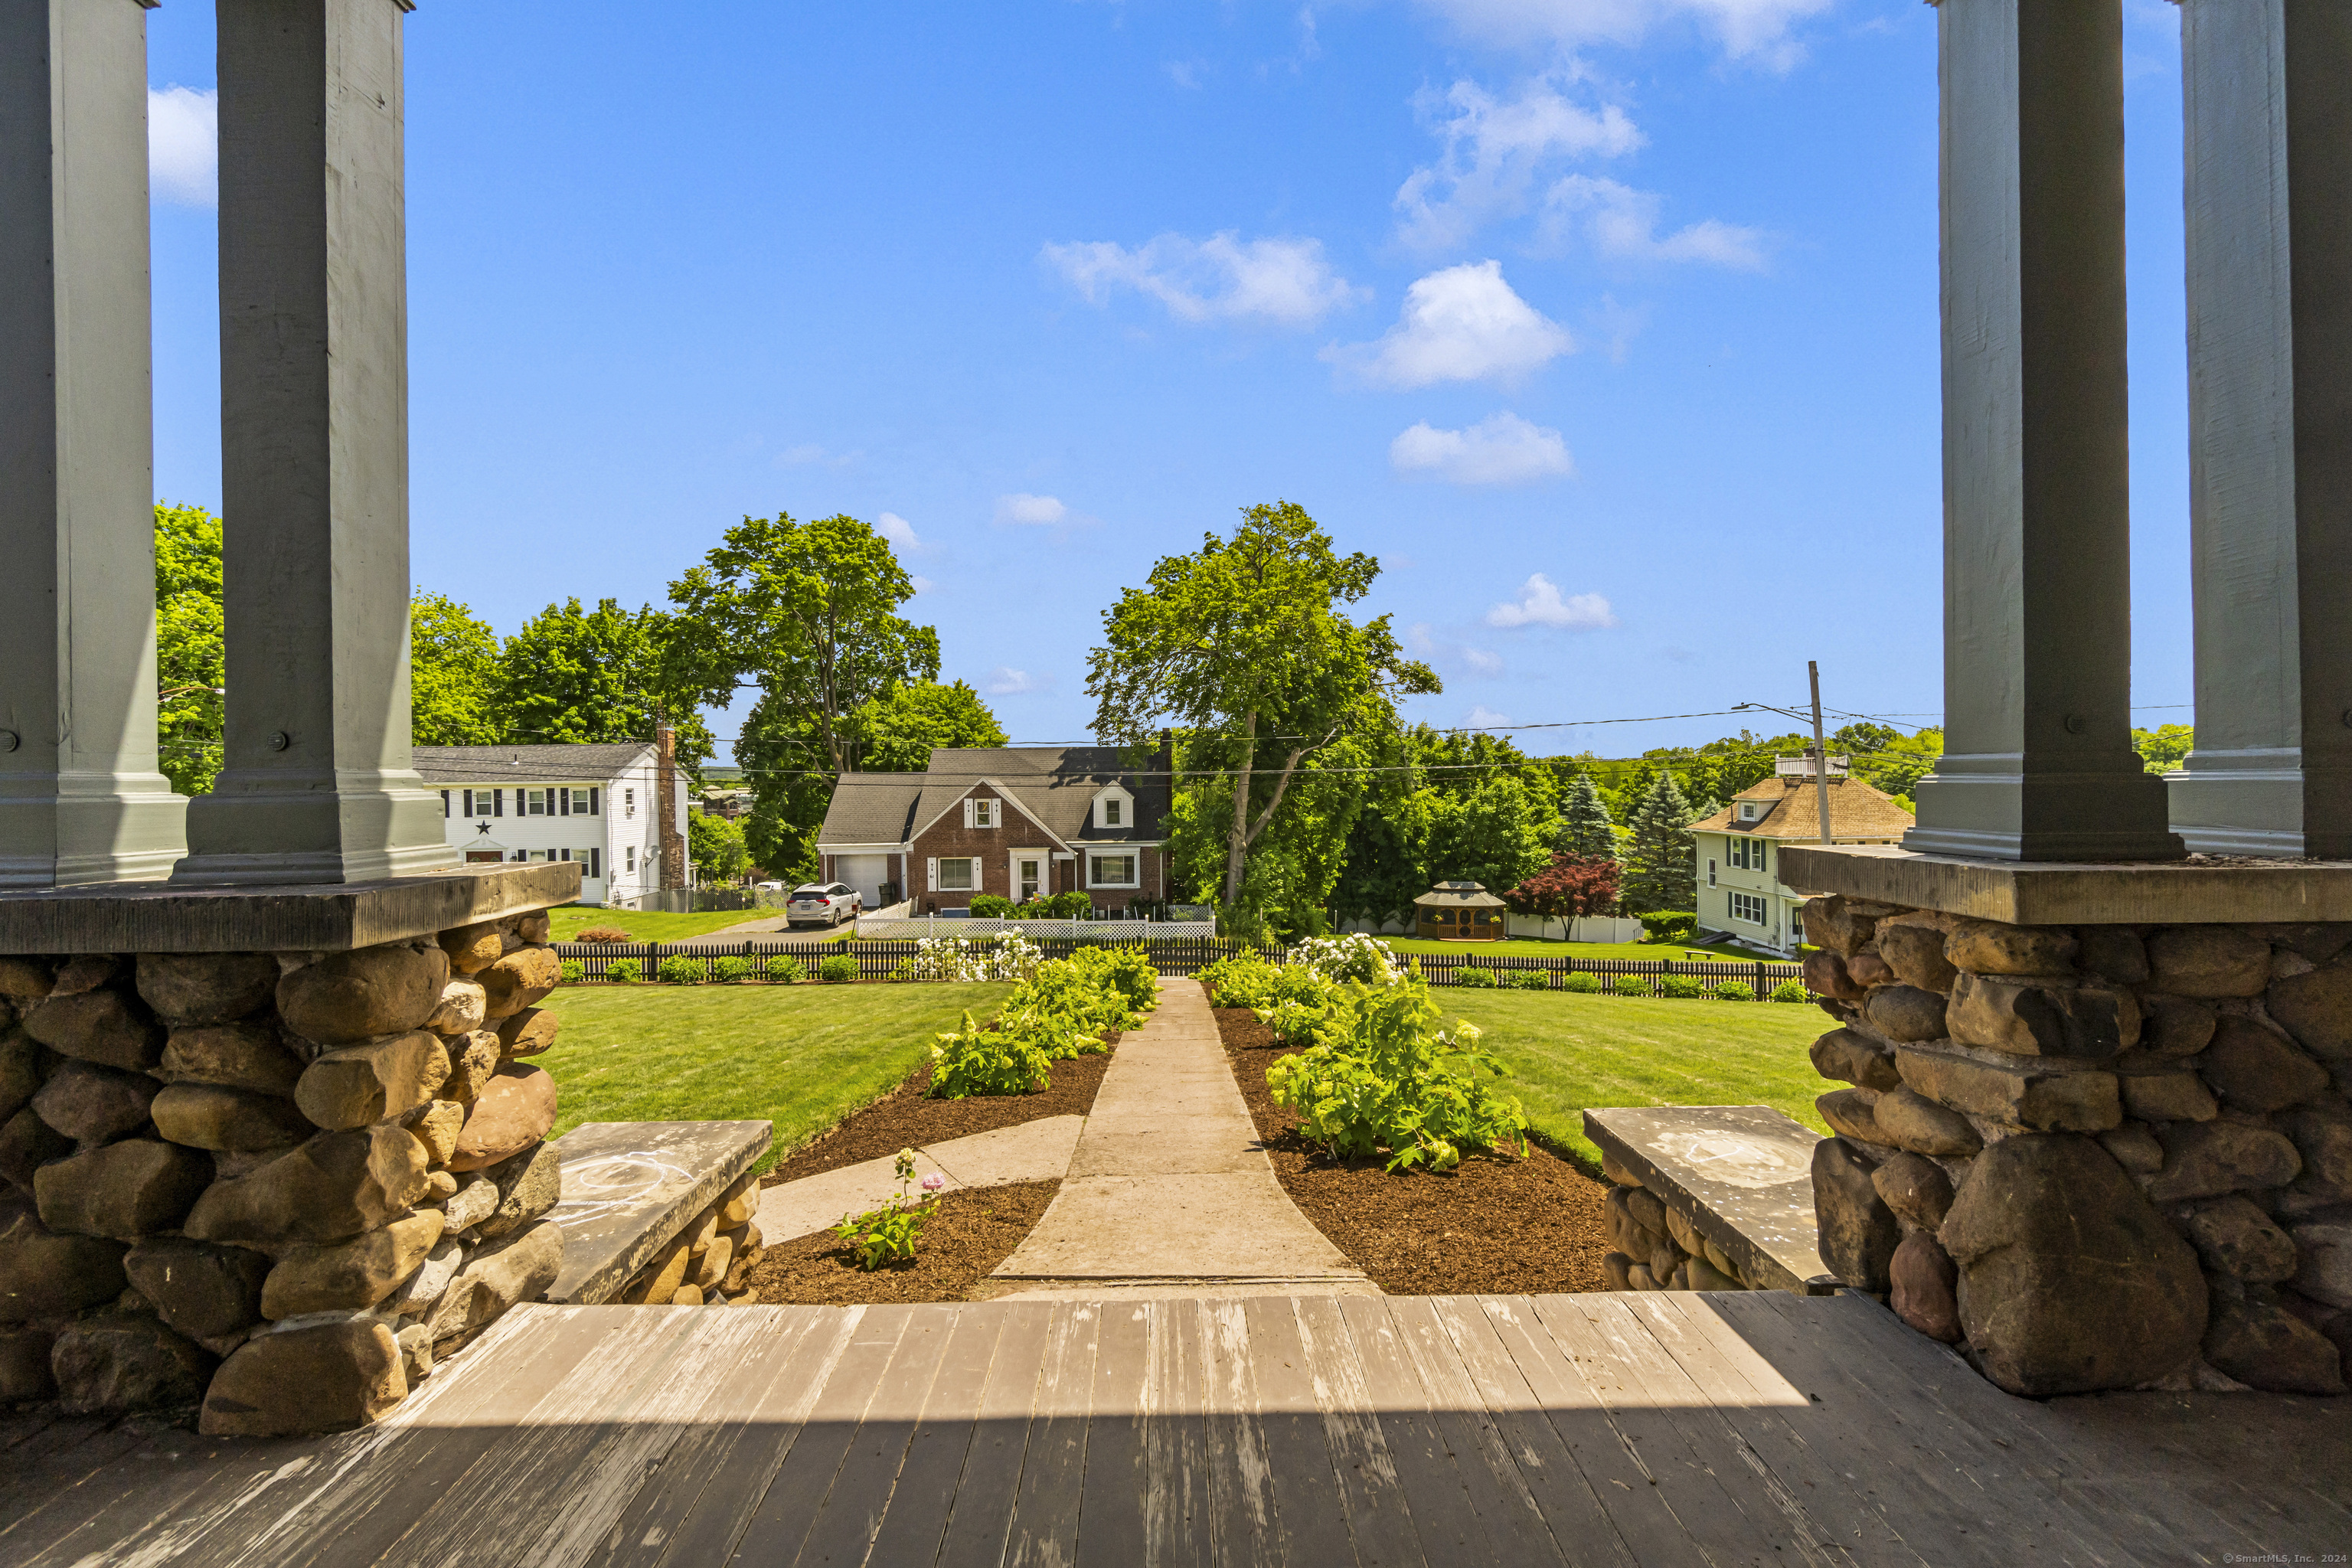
818, 954, 860, 983
887, 958, 918, 982
713, 956, 752, 984
928, 1012, 1053, 1098
1502, 969, 1550, 991
1769, 978, 1811, 1003
969, 893, 1018, 918
1712, 980, 1756, 1001
1611, 974, 1648, 998
1198, 950, 1282, 1010
764, 955, 805, 985
833, 1148, 945, 1269
1658, 973, 1703, 999
606, 958, 641, 984
1265, 978, 1527, 1173
657, 955, 704, 985
1015, 890, 1092, 919
1561, 971, 1603, 994
557, 959, 585, 985
1455, 965, 1497, 988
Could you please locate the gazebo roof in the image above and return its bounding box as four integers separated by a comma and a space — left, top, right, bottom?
1413, 880, 1507, 909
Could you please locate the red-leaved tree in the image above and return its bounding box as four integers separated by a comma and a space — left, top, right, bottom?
1504, 855, 1622, 939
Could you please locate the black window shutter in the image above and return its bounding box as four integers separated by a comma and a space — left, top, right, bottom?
589, 787, 599, 816
462, 790, 472, 815
493, 789, 504, 817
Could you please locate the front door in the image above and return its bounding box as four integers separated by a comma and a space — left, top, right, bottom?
1014, 854, 1044, 903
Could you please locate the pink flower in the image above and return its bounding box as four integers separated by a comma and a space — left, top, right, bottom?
920, 1173, 945, 1192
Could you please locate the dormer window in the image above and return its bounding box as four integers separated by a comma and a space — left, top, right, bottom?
966, 798, 998, 829
1104, 799, 1122, 827
1739, 802, 1761, 822
1093, 786, 1134, 831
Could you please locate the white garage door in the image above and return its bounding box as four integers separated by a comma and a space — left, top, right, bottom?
837, 854, 890, 910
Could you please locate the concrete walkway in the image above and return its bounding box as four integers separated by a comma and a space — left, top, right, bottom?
753, 1115, 1086, 1242
986, 978, 1370, 1297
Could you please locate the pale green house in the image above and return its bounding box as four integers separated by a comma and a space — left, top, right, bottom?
1687, 756, 1915, 952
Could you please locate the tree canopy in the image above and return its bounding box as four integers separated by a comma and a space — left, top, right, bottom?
1504, 854, 1622, 935
1556, 768, 1618, 859
688, 809, 750, 884
410, 591, 501, 746
854, 679, 1008, 773
1330, 725, 1561, 928
1088, 501, 1437, 914
493, 596, 714, 768
1620, 772, 1699, 914
155, 504, 225, 795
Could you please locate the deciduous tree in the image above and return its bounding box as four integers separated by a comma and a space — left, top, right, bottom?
155, 504, 224, 795
854, 679, 1006, 772
1504, 855, 1622, 938
494, 597, 713, 766
1089, 501, 1437, 911
410, 591, 501, 745
688, 809, 750, 883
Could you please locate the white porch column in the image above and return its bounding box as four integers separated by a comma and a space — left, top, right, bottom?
1903, 0, 2183, 861
0, 0, 191, 887
175, 0, 452, 884
2167, 0, 2352, 856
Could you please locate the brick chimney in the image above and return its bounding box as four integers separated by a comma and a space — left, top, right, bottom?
656, 724, 685, 890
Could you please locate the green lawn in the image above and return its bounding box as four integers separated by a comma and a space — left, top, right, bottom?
534, 982, 1014, 1172
547, 906, 781, 942
1385, 936, 1779, 962
1432, 990, 1828, 1168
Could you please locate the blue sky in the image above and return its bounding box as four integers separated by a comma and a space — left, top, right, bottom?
143, 0, 2196, 763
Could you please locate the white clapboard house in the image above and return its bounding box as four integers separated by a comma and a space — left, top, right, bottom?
413, 743, 694, 908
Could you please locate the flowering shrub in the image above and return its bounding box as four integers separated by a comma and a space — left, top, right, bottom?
929, 1012, 1053, 1098
1067, 945, 1159, 1014
1770, 978, 1811, 1003
656, 956, 703, 985
1266, 978, 1527, 1173
1198, 950, 1282, 1009
834, 1149, 940, 1269
1562, 972, 1603, 994
1285, 933, 1401, 988
907, 933, 1044, 983
765, 956, 805, 984
1712, 980, 1756, 1001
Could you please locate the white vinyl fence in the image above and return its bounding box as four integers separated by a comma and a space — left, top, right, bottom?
854, 915, 1220, 939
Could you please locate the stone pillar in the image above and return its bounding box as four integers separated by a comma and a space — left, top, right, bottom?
1903, 0, 2182, 862
2167, 0, 2352, 856
0, 0, 190, 887
175, 0, 452, 886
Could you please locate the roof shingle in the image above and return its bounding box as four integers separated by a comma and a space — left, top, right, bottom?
1687, 773, 1916, 841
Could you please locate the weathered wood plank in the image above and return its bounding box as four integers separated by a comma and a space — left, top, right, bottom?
1288, 1296, 1426, 1568
1325, 1295, 1498, 1565
631, 1306, 870, 1568
1144, 1295, 1216, 1568
863, 1305, 1012, 1568
1710, 1292, 2119, 1566
1197, 1298, 1280, 1568
1075, 1299, 1155, 1568
1378, 1297, 1566, 1568
1530, 1293, 1799, 1568
1001, 1300, 1102, 1568
1637, 1292, 1937, 1568
789, 1302, 961, 1568
723, 1303, 917, 1565
586, 1305, 835, 1568
932, 1302, 1056, 1568
1240, 1294, 1360, 1568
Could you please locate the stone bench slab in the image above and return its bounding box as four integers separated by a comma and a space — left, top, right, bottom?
1583, 1104, 1835, 1295
543, 1119, 773, 1305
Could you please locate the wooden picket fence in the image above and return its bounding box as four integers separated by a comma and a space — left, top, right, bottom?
551, 936, 1808, 996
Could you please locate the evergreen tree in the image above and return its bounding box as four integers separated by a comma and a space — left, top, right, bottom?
1621, 772, 1698, 914
1555, 769, 1617, 861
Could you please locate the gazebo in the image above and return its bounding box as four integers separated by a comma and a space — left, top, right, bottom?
1412, 880, 1507, 941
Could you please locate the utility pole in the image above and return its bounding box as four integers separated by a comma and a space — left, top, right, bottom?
1808, 662, 1833, 844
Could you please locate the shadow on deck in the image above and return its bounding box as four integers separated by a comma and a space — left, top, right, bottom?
2, 1292, 2344, 1567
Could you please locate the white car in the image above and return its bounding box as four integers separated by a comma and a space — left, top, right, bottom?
786, 882, 861, 928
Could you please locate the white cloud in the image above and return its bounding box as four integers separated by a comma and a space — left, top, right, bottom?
986, 667, 1054, 695
1324, 262, 1571, 389
1463, 646, 1506, 675
1544, 175, 1769, 268
910, 575, 935, 596
877, 512, 921, 550
1394, 74, 1643, 252
1413, 0, 1838, 68
148, 86, 217, 208
994, 493, 1067, 526
1041, 232, 1368, 328
1486, 573, 1619, 629
1467, 705, 1515, 728
1407, 622, 1507, 678
1390, 412, 1573, 485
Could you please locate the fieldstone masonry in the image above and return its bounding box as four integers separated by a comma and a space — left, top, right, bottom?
1799, 893, 2351, 1398
0, 908, 570, 1435
609, 1168, 766, 1308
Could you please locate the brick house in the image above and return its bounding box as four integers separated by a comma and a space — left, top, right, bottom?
813, 742, 1174, 914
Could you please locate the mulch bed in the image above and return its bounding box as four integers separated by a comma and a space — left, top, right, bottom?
1214, 1007, 1612, 1296
746, 1180, 1060, 1305
762, 1037, 1119, 1186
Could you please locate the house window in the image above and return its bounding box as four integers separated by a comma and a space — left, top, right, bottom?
1089, 854, 1137, 887
969, 799, 997, 829
1707, 857, 1717, 888
568, 787, 596, 815
938, 858, 975, 890
625, 789, 636, 818
626, 846, 636, 874
522, 789, 547, 816
1739, 802, 1760, 822
1727, 837, 1769, 872
1104, 799, 1122, 827
1730, 890, 1769, 924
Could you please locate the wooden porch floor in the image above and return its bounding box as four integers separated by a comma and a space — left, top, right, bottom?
2, 1290, 2345, 1567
